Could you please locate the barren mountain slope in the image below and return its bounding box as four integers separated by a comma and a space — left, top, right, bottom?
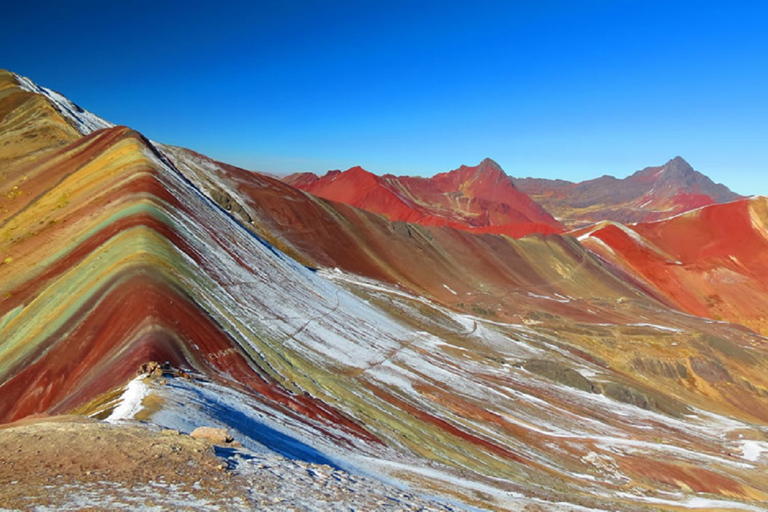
514, 156, 742, 227
285, 158, 564, 238
577, 197, 768, 335
3, 70, 768, 511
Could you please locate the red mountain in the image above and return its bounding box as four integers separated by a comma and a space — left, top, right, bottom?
514, 156, 743, 227
576, 197, 768, 334
284, 158, 564, 238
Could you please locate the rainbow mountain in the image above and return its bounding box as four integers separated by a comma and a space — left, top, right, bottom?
2, 70, 768, 511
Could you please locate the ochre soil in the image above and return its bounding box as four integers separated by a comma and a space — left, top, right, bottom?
0, 415, 248, 510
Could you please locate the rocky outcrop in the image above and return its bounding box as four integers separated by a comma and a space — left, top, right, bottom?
631, 358, 689, 380
523, 358, 689, 417
522, 359, 596, 393
210, 187, 252, 224
599, 382, 689, 418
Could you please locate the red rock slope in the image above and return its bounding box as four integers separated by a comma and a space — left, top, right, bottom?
578, 197, 768, 334
285, 158, 563, 238
515, 156, 743, 227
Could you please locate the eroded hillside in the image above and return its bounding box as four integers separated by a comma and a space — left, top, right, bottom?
2, 70, 768, 511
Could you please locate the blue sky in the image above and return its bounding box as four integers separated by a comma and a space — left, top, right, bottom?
4, 1, 768, 195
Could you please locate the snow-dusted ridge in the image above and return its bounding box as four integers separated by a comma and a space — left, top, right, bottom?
7, 72, 768, 511
13, 72, 114, 135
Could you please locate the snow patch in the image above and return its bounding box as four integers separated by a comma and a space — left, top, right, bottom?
740, 440, 768, 462
105, 376, 149, 422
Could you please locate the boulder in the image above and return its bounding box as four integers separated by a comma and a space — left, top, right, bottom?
190, 426, 234, 445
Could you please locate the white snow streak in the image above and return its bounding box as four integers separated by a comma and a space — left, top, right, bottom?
740, 440, 768, 462
105, 376, 149, 422
13, 73, 114, 135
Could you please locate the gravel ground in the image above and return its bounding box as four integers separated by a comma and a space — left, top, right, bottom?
0, 416, 458, 511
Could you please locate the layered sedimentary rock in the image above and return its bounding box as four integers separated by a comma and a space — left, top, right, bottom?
3, 70, 768, 510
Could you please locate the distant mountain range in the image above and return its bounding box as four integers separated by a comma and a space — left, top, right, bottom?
3, 69, 768, 511
285, 158, 563, 238
514, 156, 743, 226
287, 155, 742, 234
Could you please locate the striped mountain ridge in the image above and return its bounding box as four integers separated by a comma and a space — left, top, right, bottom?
0, 124, 373, 438
3, 70, 768, 510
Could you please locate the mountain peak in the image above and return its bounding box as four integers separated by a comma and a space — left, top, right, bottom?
662, 156, 694, 176
476, 157, 505, 175
452, 158, 508, 182
479, 157, 502, 169
345, 165, 370, 174
621, 156, 742, 204
630, 156, 696, 183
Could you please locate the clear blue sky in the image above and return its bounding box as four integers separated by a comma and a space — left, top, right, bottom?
4, 1, 768, 195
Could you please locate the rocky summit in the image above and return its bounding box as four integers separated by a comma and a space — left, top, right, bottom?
2, 70, 768, 511
514, 156, 742, 227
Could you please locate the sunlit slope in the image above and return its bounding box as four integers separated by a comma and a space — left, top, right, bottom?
0, 71, 82, 170
515, 156, 742, 228
3, 72, 768, 510
0, 126, 381, 448
579, 198, 768, 335
160, 143, 768, 508
164, 145, 652, 324
285, 158, 563, 238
